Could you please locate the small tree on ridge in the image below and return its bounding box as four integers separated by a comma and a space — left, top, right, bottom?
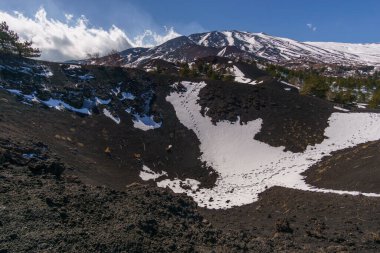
0, 21, 41, 57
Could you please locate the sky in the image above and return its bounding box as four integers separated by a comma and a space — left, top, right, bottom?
0, 0, 379, 61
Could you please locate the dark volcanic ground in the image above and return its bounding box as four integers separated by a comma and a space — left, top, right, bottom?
303, 140, 380, 193
0, 79, 218, 190
0, 138, 244, 253
2, 56, 380, 252
197, 79, 334, 152
2, 138, 380, 253
200, 187, 380, 252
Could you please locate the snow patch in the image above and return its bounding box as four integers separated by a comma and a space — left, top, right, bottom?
163, 81, 380, 209
78, 74, 94, 81
280, 80, 300, 90
139, 165, 167, 181
42, 98, 91, 115
111, 86, 121, 96
95, 97, 111, 105
157, 178, 201, 193
334, 106, 350, 112
38, 66, 53, 77
132, 114, 162, 131
217, 47, 227, 57
121, 92, 135, 100
103, 108, 120, 124
356, 103, 368, 109
4, 88, 40, 103
198, 32, 211, 46
231, 66, 257, 85
67, 65, 81, 70
222, 31, 235, 46
6, 89, 22, 95
22, 153, 37, 159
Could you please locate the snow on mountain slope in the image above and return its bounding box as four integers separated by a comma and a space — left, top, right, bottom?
88, 30, 380, 68
119, 47, 149, 64
305, 42, 380, 66
189, 31, 380, 66
119, 36, 218, 67
159, 81, 380, 209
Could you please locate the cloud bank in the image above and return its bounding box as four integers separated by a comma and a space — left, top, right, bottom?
0, 7, 180, 61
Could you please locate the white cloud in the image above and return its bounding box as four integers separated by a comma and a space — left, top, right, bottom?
0, 7, 181, 61
64, 13, 73, 22
133, 26, 180, 48
306, 23, 317, 32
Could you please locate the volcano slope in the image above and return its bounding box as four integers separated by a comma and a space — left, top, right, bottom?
3, 138, 380, 253
0, 138, 270, 252
2, 55, 380, 252
0, 55, 218, 190
164, 80, 380, 208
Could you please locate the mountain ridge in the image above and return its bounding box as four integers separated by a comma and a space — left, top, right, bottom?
83, 30, 380, 72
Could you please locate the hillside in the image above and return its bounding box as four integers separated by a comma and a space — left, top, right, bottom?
2, 52, 380, 251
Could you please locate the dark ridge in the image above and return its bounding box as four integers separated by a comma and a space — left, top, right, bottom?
198, 79, 334, 152
303, 140, 380, 193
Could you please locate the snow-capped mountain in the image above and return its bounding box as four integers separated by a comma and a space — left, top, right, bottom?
305, 41, 380, 66
99, 30, 380, 68
189, 31, 380, 66
130, 36, 219, 65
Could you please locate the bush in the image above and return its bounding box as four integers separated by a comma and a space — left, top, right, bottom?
300, 75, 329, 98
222, 74, 234, 82
369, 89, 380, 108
179, 63, 190, 77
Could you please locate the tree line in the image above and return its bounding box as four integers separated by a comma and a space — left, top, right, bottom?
177, 62, 234, 81
266, 64, 380, 108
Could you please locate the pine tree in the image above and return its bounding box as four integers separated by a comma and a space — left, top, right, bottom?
179, 63, 190, 77
0, 21, 14, 54
0, 21, 41, 57
189, 65, 198, 78
369, 89, 380, 108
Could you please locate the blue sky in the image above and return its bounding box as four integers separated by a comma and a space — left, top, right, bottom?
0, 0, 379, 43
0, 0, 379, 61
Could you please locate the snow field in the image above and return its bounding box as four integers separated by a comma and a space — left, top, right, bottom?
143, 81, 380, 209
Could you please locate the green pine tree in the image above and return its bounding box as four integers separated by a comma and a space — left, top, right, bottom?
0, 21, 41, 57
